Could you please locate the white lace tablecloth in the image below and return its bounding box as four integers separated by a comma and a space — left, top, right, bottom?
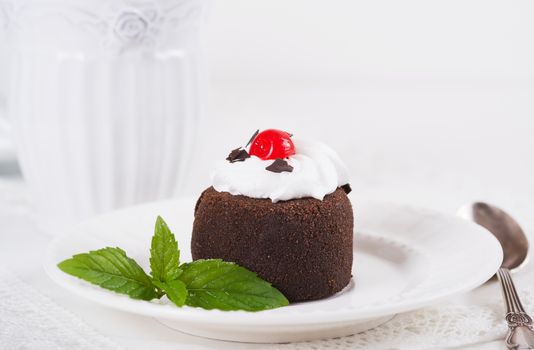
1, 177, 533, 350
0, 267, 121, 350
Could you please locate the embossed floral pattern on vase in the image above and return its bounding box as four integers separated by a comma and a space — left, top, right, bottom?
2, 0, 207, 52
114, 10, 151, 42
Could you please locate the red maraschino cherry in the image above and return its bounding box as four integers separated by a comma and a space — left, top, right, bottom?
249, 129, 295, 160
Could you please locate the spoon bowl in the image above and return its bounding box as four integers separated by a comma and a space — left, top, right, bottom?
458, 202, 529, 270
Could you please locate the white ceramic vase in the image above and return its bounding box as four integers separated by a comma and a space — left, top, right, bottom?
0, 0, 209, 233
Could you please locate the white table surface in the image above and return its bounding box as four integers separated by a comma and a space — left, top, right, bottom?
1, 80, 534, 349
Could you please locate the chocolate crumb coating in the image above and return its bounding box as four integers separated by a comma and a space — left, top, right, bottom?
191, 187, 354, 302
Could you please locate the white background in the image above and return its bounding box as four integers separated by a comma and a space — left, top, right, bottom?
2, 0, 534, 220
185, 0, 534, 228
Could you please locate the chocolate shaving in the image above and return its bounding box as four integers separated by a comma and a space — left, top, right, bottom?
245, 129, 260, 147
266, 158, 294, 173
341, 184, 352, 194
226, 148, 250, 163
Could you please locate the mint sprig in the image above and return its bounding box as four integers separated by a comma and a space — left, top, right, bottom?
150, 216, 182, 283
153, 279, 188, 306
58, 247, 157, 301
180, 259, 289, 311
58, 217, 288, 311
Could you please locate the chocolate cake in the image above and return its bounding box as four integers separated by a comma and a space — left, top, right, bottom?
192, 186, 353, 302
191, 129, 354, 302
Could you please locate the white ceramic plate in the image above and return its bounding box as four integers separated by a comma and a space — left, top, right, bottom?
44, 198, 503, 343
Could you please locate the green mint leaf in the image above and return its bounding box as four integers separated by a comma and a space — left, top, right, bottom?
179, 259, 289, 311
153, 279, 188, 307
58, 247, 157, 300
150, 216, 182, 282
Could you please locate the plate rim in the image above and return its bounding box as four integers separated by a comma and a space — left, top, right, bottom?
44, 197, 504, 326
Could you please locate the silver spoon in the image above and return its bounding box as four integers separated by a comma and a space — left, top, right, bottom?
460, 202, 534, 349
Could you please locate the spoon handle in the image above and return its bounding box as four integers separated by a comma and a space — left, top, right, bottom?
497, 268, 534, 349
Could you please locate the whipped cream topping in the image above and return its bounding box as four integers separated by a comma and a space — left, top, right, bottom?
211, 138, 350, 202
